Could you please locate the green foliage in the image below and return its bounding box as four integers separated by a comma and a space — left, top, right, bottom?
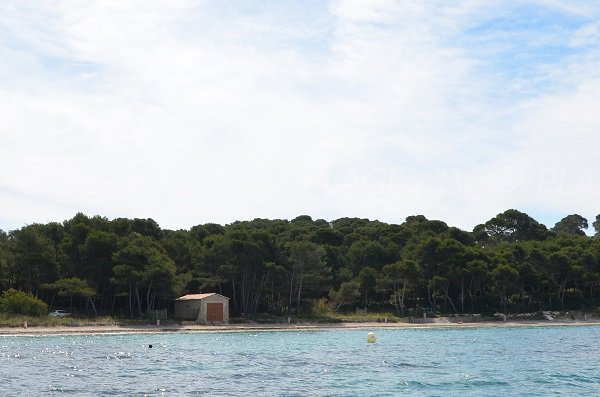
380, 259, 421, 315
111, 235, 185, 317
286, 241, 331, 312
329, 280, 360, 311
42, 277, 96, 297
552, 214, 588, 236
358, 267, 378, 306
10, 226, 59, 292
1, 209, 600, 320
593, 215, 600, 236
309, 298, 334, 317
0, 288, 48, 316
0, 313, 118, 327
329, 311, 402, 323
474, 209, 549, 245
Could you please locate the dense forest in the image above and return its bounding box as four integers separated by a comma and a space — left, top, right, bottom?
1, 210, 600, 318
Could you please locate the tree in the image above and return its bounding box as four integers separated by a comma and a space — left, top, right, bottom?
347, 240, 398, 273
10, 226, 58, 293
380, 259, 420, 315
552, 214, 588, 236
286, 241, 330, 313
226, 230, 276, 315
358, 267, 378, 308
474, 209, 549, 245
582, 240, 600, 301
3, 211, 600, 318
0, 229, 13, 290
462, 258, 489, 313
80, 230, 119, 302
131, 218, 163, 239
492, 264, 520, 313
161, 230, 195, 273
593, 215, 600, 236
329, 280, 360, 311
143, 255, 190, 311
112, 235, 185, 318
41, 277, 98, 316
403, 215, 449, 235
199, 228, 280, 315
416, 237, 468, 313
311, 228, 344, 246
548, 237, 586, 309
111, 262, 139, 318
61, 213, 108, 276
0, 288, 48, 316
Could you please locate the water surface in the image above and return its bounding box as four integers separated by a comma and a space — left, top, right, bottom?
1, 326, 599, 396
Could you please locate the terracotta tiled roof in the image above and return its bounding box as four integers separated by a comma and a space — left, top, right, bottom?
174, 293, 229, 301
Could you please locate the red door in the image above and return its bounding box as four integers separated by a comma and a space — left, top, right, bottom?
207, 303, 223, 322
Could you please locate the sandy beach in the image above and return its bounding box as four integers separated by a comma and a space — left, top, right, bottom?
2, 320, 599, 337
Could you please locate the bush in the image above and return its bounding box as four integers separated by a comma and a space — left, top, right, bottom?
309, 298, 335, 318
0, 289, 48, 316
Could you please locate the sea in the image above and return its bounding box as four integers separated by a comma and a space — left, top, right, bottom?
1, 325, 599, 396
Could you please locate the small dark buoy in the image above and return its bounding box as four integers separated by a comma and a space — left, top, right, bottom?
149, 344, 153, 348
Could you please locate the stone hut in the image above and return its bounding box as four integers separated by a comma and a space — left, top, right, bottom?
174, 293, 229, 324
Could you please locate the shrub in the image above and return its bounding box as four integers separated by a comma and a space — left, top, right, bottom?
0, 289, 48, 316
309, 298, 334, 318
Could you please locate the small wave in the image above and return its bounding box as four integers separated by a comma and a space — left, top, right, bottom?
465, 379, 512, 387
384, 361, 434, 369
108, 352, 133, 360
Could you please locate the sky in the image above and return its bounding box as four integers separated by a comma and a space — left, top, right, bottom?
1, 0, 600, 232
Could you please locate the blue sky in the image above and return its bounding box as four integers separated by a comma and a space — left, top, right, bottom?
1, 0, 600, 232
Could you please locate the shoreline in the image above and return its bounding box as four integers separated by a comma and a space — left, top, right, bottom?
2, 320, 600, 337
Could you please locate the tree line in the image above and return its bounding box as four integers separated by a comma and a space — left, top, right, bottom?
1, 210, 600, 318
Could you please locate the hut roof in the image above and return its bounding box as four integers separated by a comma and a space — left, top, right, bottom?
174, 293, 229, 301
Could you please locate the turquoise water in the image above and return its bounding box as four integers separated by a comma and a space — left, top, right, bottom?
1, 326, 599, 396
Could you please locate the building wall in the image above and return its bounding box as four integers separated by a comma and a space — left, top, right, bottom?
174, 299, 202, 320
198, 295, 229, 324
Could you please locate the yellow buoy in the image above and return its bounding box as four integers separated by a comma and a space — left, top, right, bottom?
367, 332, 376, 343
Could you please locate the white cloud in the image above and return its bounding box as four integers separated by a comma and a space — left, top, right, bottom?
1, 1, 600, 231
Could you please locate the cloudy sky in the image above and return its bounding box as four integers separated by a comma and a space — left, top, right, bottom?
1, 0, 599, 232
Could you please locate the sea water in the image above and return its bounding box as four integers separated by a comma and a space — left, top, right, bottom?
1, 326, 599, 396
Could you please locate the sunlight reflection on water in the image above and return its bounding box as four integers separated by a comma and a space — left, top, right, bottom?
1, 326, 599, 396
